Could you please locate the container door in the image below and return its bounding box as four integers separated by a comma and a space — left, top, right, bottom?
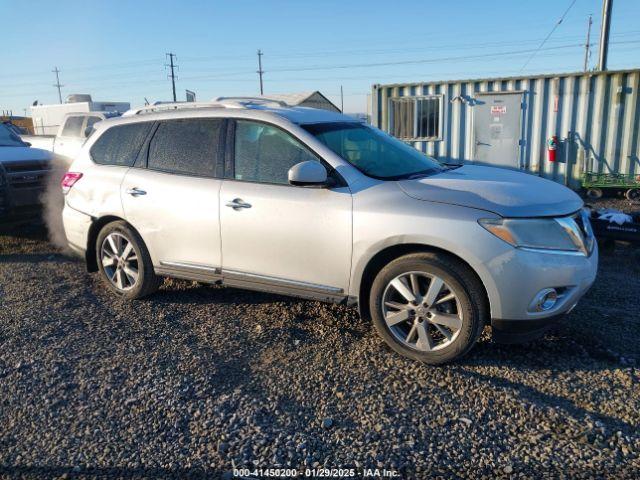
473, 93, 523, 169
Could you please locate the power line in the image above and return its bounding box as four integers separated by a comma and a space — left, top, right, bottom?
519, 0, 578, 72
52, 67, 63, 103
267, 43, 586, 74
165, 53, 178, 102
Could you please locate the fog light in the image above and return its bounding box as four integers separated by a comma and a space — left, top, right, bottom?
530, 288, 558, 312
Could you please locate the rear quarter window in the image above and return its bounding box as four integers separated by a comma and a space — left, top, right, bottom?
90, 122, 153, 167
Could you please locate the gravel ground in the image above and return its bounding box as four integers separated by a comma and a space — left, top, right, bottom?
0, 225, 639, 479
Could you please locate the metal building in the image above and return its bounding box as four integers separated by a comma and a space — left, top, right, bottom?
372, 68, 640, 189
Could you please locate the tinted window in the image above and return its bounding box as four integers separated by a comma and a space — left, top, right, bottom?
148, 118, 223, 177
90, 122, 153, 167
234, 121, 318, 185
61, 116, 84, 137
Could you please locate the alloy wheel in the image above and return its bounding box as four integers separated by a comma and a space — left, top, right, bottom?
381, 271, 463, 352
100, 232, 139, 291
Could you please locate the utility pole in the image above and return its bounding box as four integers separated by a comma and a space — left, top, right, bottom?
597, 0, 613, 71
340, 85, 344, 113
52, 67, 63, 104
584, 14, 593, 71
257, 49, 264, 95
166, 53, 178, 102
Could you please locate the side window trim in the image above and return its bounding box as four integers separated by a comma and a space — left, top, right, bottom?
133, 121, 160, 169
226, 118, 346, 187
224, 119, 235, 179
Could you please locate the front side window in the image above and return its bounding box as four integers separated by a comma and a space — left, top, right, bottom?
90, 122, 153, 166
390, 96, 441, 140
302, 122, 443, 180
148, 118, 223, 177
234, 120, 318, 185
61, 116, 84, 137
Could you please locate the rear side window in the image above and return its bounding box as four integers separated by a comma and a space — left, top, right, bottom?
147, 118, 223, 177
90, 122, 153, 167
234, 120, 318, 185
61, 116, 84, 137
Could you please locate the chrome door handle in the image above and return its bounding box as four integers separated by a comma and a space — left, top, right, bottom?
225, 198, 252, 210
126, 187, 147, 197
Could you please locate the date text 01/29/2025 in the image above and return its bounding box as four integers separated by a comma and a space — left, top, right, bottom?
232, 467, 400, 477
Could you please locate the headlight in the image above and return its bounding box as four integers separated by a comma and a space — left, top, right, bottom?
479, 217, 585, 253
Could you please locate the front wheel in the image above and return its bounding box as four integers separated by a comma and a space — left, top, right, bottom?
369, 253, 487, 364
96, 221, 161, 299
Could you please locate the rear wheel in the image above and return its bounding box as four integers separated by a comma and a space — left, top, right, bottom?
369, 252, 487, 364
96, 221, 161, 299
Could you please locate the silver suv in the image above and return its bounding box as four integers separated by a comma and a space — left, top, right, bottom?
61, 99, 597, 364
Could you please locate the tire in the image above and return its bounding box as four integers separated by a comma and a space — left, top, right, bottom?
625, 188, 640, 202
369, 252, 487, 365
586, 188, 603, 199
96, 221, 161, 299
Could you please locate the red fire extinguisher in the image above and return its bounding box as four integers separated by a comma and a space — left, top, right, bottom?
547, 135, 558, 162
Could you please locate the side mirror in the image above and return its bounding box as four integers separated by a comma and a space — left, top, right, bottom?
288, 160, 329, 187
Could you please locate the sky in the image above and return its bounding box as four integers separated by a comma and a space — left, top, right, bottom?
1, 0, 639, 115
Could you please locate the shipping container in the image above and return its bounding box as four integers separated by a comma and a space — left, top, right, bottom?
372, 68, 640, 189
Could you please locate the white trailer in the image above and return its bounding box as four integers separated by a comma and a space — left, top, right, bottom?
30, 94, 130, 135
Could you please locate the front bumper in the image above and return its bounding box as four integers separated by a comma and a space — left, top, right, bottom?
481, 243, 598, 323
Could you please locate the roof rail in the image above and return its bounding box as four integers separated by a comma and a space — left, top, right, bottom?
122, 101, 225, 117
215, 96, 289, 107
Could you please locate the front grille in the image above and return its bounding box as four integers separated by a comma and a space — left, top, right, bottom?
3, 160, 50, 190
4, 161, 50, 173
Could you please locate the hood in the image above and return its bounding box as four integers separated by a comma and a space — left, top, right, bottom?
398, 165, 583, 217
0, 146, 52, 164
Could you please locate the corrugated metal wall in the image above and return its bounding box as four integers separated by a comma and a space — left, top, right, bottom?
372, 69, 640, 189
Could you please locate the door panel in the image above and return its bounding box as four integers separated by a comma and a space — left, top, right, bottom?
120, 117, 226, 270
121, 168, 222, 268
473, 93, 522, 169
220, 180, 352, 293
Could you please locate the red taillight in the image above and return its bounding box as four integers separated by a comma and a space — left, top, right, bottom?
61, 172, 83, 194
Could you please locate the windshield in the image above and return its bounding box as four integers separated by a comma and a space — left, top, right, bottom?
302, 122, 443, 180
0, 124, 26, 147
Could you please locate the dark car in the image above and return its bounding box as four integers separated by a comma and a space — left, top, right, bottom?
0, 124, 52, 223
